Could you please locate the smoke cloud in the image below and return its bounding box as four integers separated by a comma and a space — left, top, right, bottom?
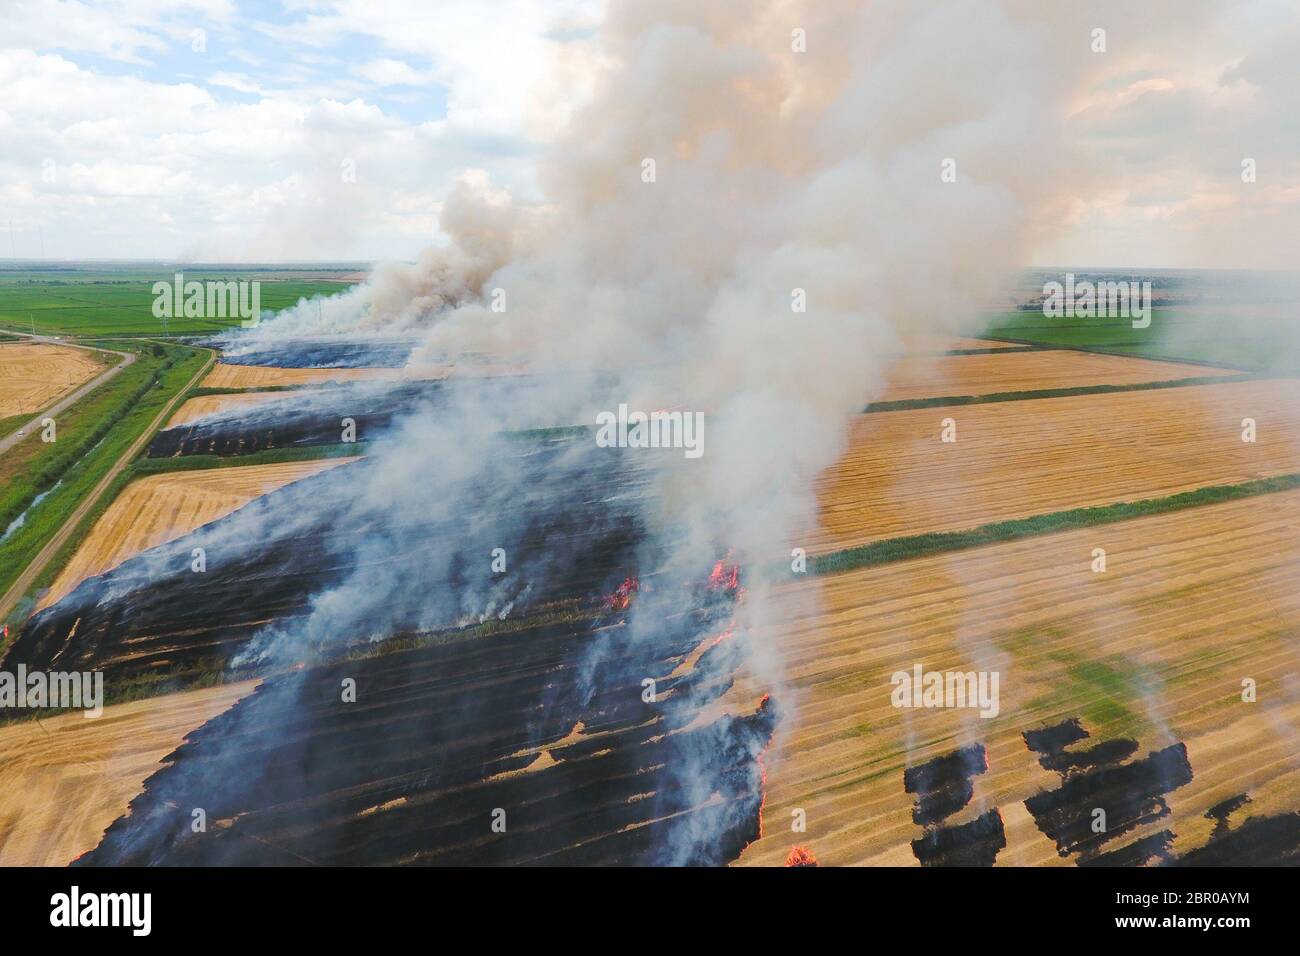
112, 0, 1217, 863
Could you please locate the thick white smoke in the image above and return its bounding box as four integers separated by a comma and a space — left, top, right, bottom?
278, 12, 1061, 509
243, 1, 1107, 667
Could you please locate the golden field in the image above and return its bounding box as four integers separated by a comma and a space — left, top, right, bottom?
735, 488, 1300, 866
201, 362, 418, 389
0, 342, 103, 417
0, 681, 259, 866
167, 390, 299, 427
199, 360, 521, 390
874, 348, 1231, 403
39, 458, 358, 610
808, 377, 1300, 554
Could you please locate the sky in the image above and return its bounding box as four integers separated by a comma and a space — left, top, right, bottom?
0, 0, 1297, 269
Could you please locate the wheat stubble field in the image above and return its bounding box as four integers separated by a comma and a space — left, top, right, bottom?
873, 348, 1232, 402
0, 680, 259, 866
38, 458, 358, 610
167, 390, 299, 427
807, 377, 1300, 554
736, 489, 1300, 866
0, 342, 104, 417
198, 360, 486, 389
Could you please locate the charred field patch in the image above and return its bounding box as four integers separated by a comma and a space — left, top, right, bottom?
210, 337, 421, 369
78, 584, 778, 866
7, 443, 655, 688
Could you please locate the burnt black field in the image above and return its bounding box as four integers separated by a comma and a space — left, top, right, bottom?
7, 442, 654, 685
149, 380, 446, 457
151, 372, 615, 458
211, 336, 420, 368
77, 578, 772, 865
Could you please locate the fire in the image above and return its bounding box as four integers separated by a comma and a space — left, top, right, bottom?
785, 846, 819, 867
604, 575, 638, 611
707, 558, 740, 593
755, 694, 772, 839
708, 626, 735, 649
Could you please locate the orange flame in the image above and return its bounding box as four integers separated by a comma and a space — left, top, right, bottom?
785, 846, 819, 867
755, 694, 772, 839
707, 558, 740, 592
604, 575, 638, 611
708, 626, 735, 649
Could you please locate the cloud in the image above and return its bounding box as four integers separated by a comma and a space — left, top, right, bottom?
1, 0, 235, 64
0, 0, 1296, 267
352, 57, 429, 87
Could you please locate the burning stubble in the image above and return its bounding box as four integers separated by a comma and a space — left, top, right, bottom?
77, 1, 1192, 864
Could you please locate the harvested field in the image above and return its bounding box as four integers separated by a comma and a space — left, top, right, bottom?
809, 377, 1300, 554
201, 361, 519, 390
735, 488, 1300, 866
0, 680, 258, 867
874, 348, 1233, 403
38, 458, 358, 611
167, 390, 297, 427
202, 363, 432, 389
0, 342, 103, 416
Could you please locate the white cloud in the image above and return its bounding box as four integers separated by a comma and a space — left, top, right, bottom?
1, 0, 236, 63
0, 0, 1295, 268
352, 58, 428, 87
0, 48, 535, 259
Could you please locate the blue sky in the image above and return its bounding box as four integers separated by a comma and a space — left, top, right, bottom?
0, 0, 601, 261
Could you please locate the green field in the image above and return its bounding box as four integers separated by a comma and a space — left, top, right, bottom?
0, 265, 361, 337
981, 307, 1300, 372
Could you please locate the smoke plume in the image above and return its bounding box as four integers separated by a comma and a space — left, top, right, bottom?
119, 1, 1170, 863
